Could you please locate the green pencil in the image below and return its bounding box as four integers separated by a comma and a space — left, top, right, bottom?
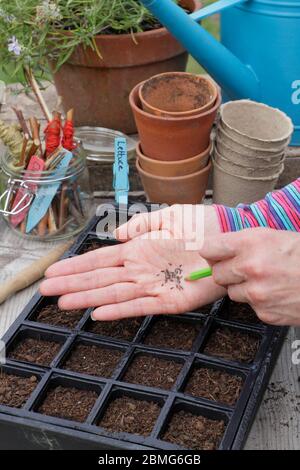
185, 267, 212, 282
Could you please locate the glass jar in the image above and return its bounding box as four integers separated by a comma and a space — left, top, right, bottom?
0, 145, 94, 241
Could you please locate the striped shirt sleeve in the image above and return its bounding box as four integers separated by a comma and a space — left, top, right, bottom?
215, 178, 300, 232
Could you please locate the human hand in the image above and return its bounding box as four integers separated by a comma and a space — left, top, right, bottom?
199, 228, 300, 326
115, 204, 221, 243
40, 237, 225, 321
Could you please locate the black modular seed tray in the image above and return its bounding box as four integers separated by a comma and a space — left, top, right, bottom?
0, 213, 287, 450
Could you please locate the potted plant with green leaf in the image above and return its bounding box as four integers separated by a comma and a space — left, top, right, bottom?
0, 0, 200, 133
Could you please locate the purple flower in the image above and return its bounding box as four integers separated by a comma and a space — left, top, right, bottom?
8, 36, 22, 56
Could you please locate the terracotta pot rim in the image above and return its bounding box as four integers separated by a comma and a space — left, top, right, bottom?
130, 82, 221, 122
137, 158, 211, 181
139, 72, 218, 117
137, 141, 212, 165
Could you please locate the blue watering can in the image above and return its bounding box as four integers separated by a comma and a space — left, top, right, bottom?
139, 0, 300, 145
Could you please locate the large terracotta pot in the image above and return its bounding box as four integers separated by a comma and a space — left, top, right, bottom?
130, 82, 221, 161
51, 0, 201, 133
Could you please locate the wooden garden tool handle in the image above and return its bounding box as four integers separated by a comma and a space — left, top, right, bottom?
0, 240, 73, 305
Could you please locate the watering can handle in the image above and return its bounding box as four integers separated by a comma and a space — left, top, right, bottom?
140, 0, 260, 101
190, 0, 248, 22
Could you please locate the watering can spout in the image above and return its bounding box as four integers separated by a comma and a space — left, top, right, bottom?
140, 0, 260, 101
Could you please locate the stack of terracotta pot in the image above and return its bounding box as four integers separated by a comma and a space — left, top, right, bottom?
213, 100, 294, 206
129, 72, 221, 204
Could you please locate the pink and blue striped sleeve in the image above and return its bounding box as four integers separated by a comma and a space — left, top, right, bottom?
215, 178, 300, 232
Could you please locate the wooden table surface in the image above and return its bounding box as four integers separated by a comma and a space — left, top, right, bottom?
0, 217, 299, 450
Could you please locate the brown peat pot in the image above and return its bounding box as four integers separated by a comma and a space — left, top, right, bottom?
139, 72, 218, 117
130, 83, 221, 161
136, 159, 211, 204
51, 0, 201, 133
137, 141, 211, 177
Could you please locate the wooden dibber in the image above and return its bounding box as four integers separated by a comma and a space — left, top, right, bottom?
0, 240, 73, 305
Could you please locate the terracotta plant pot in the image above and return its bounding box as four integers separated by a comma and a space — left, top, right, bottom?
130, 83, 221, 161
220, 100, 293, 149
212, 156, 283, 206
137, 141, 211, 176
51, 0, 201, 133
136, 159, 212, 205
139, 72, 218, 117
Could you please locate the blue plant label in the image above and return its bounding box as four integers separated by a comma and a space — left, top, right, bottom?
26, 149, 73, 233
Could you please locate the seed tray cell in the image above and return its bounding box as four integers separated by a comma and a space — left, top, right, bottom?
140, 315, 207, 353
179, 358, 249, 408
6, 326, 69, 369
216, 297, 265, 328
26, 296, 88, 331
200, 321, 263, 366
83, 314, 148, 344
118, 349, 185, 392
0, 213, 287, 450
0, 365, 43, 410
157, 399, 233, 451
57, 336, 127, 380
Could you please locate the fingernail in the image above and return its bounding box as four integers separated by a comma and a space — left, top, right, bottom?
90, 312, 97, 321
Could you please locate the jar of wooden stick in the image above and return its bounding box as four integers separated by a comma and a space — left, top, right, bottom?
0, 144, 94, 241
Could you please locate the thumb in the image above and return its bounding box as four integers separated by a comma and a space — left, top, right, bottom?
199, 232, 241, 262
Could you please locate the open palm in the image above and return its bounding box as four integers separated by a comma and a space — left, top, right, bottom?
40, 237, 225, 321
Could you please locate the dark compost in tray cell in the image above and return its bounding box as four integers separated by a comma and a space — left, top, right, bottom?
162, 409, 226, 450
38, 385, 98, 423
34, 304, 85, 329
122, 354, 182, 390
8, 337, 61, 367
227, 302, 262, 326
184, 366, 244, 406
86, 316, 143, 341
98, 395, 161, 437
0, 373, 38, 408
62, 343, 123, 378
144, 317, 202, 351
204, 326, 260, 363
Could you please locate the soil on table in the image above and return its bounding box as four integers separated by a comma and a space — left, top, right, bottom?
123, 354, 182, 390
63, 343, 123, 378
38, 385, 98, 423
162, 410, 226, 450
0, 373, 38, 408
8, 337, 61, 366
185, 367, 244, 406
99, 396, 161, 436
228, 302, 262, 325
86, 317, 143, 341
144, 317, 202, 351
35, 304, 84, 329
204, 327, 260, 363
